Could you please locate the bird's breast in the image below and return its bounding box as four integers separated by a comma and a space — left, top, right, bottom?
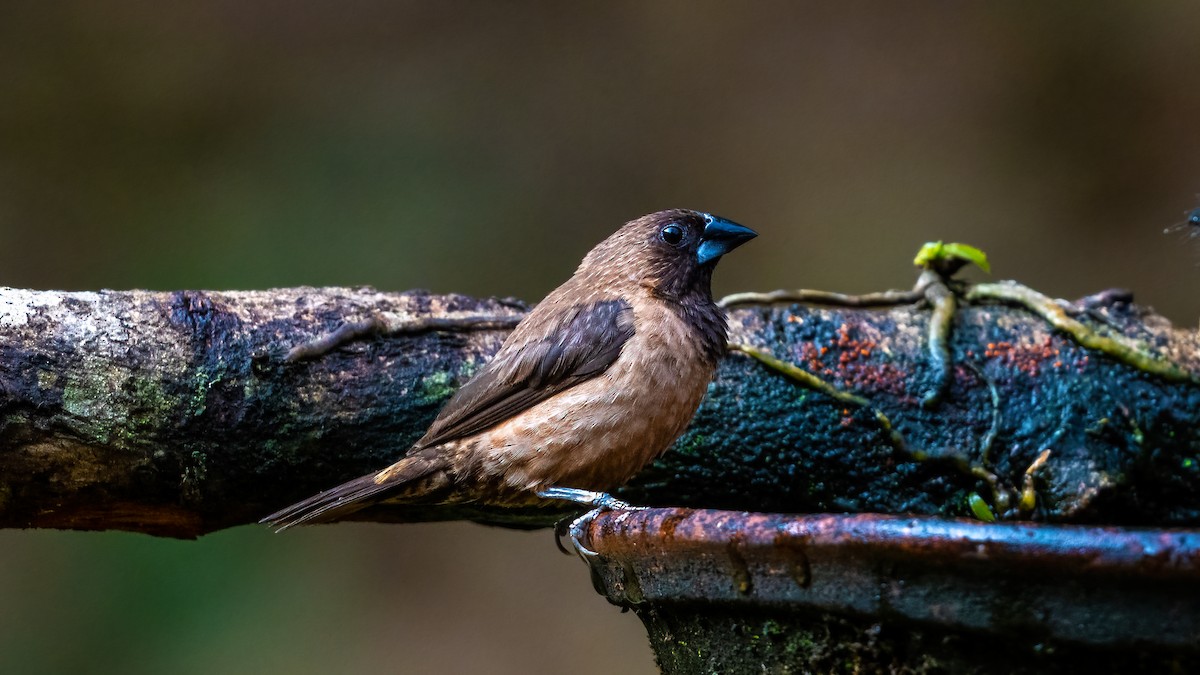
470, 300, 719, 493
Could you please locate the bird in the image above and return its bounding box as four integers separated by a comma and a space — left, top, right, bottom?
261, 209, 756, 541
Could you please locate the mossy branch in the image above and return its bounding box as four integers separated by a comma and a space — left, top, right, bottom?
0, 285, 1197, 539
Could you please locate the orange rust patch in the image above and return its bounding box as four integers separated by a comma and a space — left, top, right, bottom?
983, 337, 1069, 377
842, 362, 911, 398
793, 323, 910, 397
797, 342, 832, 376
659, 511, 689, 542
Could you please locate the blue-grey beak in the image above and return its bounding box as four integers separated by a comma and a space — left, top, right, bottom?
696, 214, 757, 265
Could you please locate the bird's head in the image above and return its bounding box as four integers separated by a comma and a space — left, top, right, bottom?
580, 209, 757, 301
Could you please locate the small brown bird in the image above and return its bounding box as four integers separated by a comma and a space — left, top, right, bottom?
261, 209, 756, 535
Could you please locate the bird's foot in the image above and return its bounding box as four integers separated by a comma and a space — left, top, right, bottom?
538, 487, 646, 559
549, 511, 605, 559
538, 486, 638, 510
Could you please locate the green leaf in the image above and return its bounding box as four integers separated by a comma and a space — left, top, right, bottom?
913, 241, 991, 274
967, 492, 996, 522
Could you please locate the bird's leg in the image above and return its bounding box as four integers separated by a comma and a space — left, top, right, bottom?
538, 486, 637, 510
538, 487, 646, 559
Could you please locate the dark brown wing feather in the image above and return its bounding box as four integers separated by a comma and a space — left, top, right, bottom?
412, 298, 635, 450
260, 473, 403, 530
259, 298, 634, 531
260, 449, 448, 530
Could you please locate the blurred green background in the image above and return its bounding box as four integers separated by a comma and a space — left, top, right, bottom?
2, 3, 1199, 674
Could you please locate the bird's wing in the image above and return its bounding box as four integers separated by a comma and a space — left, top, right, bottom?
412, 298, 635, 450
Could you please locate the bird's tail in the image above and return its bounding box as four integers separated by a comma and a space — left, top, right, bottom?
259, 451, 449, 531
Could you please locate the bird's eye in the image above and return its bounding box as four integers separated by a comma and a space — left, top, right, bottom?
1190, 209, 1200, 227
659, 224, 685, 246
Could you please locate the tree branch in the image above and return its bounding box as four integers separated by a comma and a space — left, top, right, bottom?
0, 285, 1196, 538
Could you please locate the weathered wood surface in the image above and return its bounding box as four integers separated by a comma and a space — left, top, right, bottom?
0, 286, 1196, 538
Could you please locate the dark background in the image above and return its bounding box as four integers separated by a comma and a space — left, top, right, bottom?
2, 3, 1199, 674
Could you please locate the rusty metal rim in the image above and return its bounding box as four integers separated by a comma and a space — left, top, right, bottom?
583, 509, 1200, 647
588, 509, 1200, 578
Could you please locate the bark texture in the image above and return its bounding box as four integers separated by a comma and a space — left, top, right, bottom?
0, 286, 1197, 538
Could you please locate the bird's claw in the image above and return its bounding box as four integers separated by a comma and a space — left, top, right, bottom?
552, 516, 575, 556
539, 487, 646, 560
552, 506, 600, 559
